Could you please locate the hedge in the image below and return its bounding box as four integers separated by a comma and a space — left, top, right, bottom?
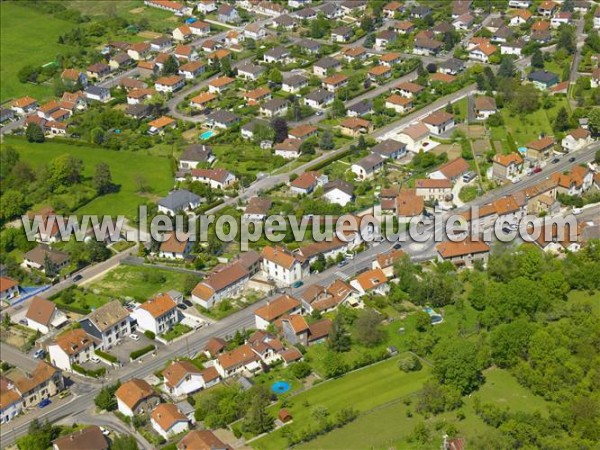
130, 345, 155, 361
54, 303, 89, 315
95, 349, 118, 363
144, 330, 156, 340
305, 147, 352, 172
72, 364, 106, 378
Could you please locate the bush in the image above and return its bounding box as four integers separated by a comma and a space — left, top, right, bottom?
398, 354, 423, 372
290, 361, 312, 379
144, 330, 156, 340
95, 349, 118, 363
130, 345, 155, 361
72, 364, 106, 378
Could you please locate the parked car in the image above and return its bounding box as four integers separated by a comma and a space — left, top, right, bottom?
393, 243, 402, 250
177, 304, 188, 310
533, 167, 542, 174
572, 207, 582, 215
183, 300, 193, 307
129, 333, 140, 341
569, 157, 576, 163
33, 349, 45, 359
337, 260, 348, 268
292, 281, 304, 288
73, 274, 83, 282
551, 158, 560, 164
58, 390, 71, 399
38, 399, 51, 408
90, 356, 101, 364
99, 427, 110, 436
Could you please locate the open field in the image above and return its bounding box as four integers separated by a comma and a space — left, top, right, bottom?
252, 356, 431, 450
4, 137, 173, 217
0, 3, 75, 102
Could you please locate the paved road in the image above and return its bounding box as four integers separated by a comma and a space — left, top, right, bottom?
0, 342, 38, 372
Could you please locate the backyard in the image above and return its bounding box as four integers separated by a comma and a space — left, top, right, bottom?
4, 137, 173, 218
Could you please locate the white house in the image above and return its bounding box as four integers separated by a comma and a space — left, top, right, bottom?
116, 378, 161, 417
187, 168, 237, 189
163, 360, 204, 397
254, 294, 302, 330
561, 128, 593, 152
157, 190, 201, 215
47, 328, 98, 373
0, 277, 19, 302
155, 75, 185, 93
79, 300, 131, 350
323, 180, 354, 206
131, 293, 180, 335
261, 246, 308, 285
395, 122, 430, 152
351, 154, 385, 180
473, 96, 497, 120
25, 296, 67, 334
158, 233, 193, 259
422, 110, 455, 135
151, 403, 190, 440
214, 344, 262, 378
350, 268, 390, 297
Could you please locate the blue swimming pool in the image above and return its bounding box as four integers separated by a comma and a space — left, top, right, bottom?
424, 307, 443, 325
272, 381, 291, 394
200, 130, 214, 140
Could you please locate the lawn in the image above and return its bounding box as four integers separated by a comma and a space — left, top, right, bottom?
86, 265, 192, 301
212, 144, 288, 180
50, 285, 110, 314
252, 355, 431, 450
163, 324, 192, 342
4, 137, 173, 218
0, 3, 76, 102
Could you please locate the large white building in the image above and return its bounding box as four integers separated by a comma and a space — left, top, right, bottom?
131, 293, 180, 335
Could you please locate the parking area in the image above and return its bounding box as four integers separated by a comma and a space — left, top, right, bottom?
108, 333, 159, 365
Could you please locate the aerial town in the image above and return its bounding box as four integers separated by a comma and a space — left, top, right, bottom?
0, 0, 599, 449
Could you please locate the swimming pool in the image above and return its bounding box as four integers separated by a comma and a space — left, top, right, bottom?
272, 381, 291, 394
200, 130, 214, 140
424, 307, 443, 325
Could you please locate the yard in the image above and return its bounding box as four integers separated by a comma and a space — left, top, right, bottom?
252, 355, 431, 450
4, 137, 173, 218
50, 285, 111, 314
0, 3, 76, 102
162, 323, 192, 342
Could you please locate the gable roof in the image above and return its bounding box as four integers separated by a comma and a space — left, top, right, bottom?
439, 157, 470, 179
255, 295, 301, 322
354, 268, 388, 291
53, 328, 96, 356
139, 293, 177, 318
217, 344, 259, 370
163, 360, 202, 388
177, 430, 232, 450
87, 300, 130, 332
151, 403, 187, 431
116, 378, 156, 410
436, 238, 490, 258
26, 296, 56, 326
52, 426, 108, 450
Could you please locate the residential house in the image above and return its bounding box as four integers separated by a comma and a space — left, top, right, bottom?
189, 92, 217, 109
84, 86, 111, 103
218, 4, 240, 23
22, 244, 70, 274
347, 99, 373, 117
429, 157, 470, 182
436, 238, 490, 268
473, 96, 497, 120
158, 190, 201, 215
288, 124, 318, 140
127, 88, 156, 105
323, 180, 355, 206
132, 293, 180, 335
492, 153, 524, 181
47, 328, 99, 373
500, 40, 525, 56
375, 30, 398, 49
237, 63, 266, 81
159, 233, 193, 259
526, 136, 555, 162
255, 294, 302, 330
144, 0, 185, 14
538, 0, 558, 17
189, 20, 211, 37
52, 426, 108, 450
323, 73, 349, 92
241, 118, 271, 140
261, 246, 309, 285
368, 65, 392, 82
244, 198, 272, 221
179, 144, 214, 169
163, 361, 204, 397
1, 108, 15, 123
207, 49, 230, 64
304, 89, 335, 110
562, 128, 593, 152
127, 42, 152, 61
204, 110, 240, 129
321, 2, 343, 19
331, 26, 354, 43
260, 98, 289, 117
300, 280, 359, 314
492, 26, 513, 44
396, 82, 425, 98
178, 61, 205, 80
453, 13, 474, 30
342, 46, 368, 62
509, 9, 532, 26
422, 110, 455, 135
150, 35, 173, 52
192, 252, 260, 309
313, 57, 341, 77
509, 0, 531, 7
207, 76, 235, 94
430, 72, 456, 84
551, 165, 594, 196
339, 117, 372, 137
415, 179, 453, 201
155, 75, 185, 93
148, 116, 177, 135
247, 330, 284, 365
10, 361, 64, 409
296, 38, 322, 56
0, 277, 19, 302
350, 268, 390, 296
371, 139, 407, 160
383, 1, 403, 18
10, 96, 38, 115
528, 70, 559, 90
177, 430, 232, 450
469, 42, 498, 63
116, 379, 160, 417
203, 338, 227, 359
173, 25, 193, 42
372, 249, 405, 277
61, 69, 87, 88
385, 94, 413, 114
411, 5, 431, 18
396, 122, 430, 152
214, 344, 261, 378
86, 62, 110, 80
264, 46, 293, 64
79, 300, 131, 349
275, 138, 302, 159
282, 74, 308, 93
394, 20, 415, 34
174, 44, 196, 61
351, 154, 385, 179
25, 296, 67, 334
413, 38, 443, 56
187, 168, 237, 189
272, 14, 297, 31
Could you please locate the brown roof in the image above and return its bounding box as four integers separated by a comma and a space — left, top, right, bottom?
422, 110, 454, 126
177, 430, 232, 450
255, 295, 301, 322
88, 300, 130, 332
13, 361, 58, 395
395, 20, 414, 30
415, 179, 452, 189
179, 61, 205, 72
527, 136, 555, 151
396, 82, 424, 93
151, 403, 187, 431
160, 233, 190, 254
52, 426, 108, 450
261, 246, 301, 269
396, 189, 424, 217
149, 116, 176, 129
128, 88, 156, 99
380, 52, 401, 62
193, 261, 249, 300
0, 390, 22, 410
208, 49, 231, 60
243, 87, 271, 100
376, 249, 405, 269
53, 328, 96, 356
323, 73, 348, 85
61, 69, 82, 81
439, 157, 470, 179
474, 96, 497, 111
11, 96, 37, 108
369, 65, 391, 76
436, 238, 490, 258
163, 360, 202, 388
386, 94, 413, 106
568, 128, 590, 140
156, 75, 183, 86
290, 171, 319, 190
204, 337, 227, 357
430, 72, 456, 83
401, 122, 429, 140
308, 319, 332, 342
209, 76, 235, 88
174, 44, 193, 56
340, 117, 371, 130
0, 276, 18, 292
245, 197, 272, 215
283, 314, 309, 334
494, 153, 523, 167
23, 244, 69, 266
289, 124, 317, 138
25, 296, 56, 326
217, 344, 259, 370
354, 268, 388, 291
139, 293, 177, 318
190, 91, 217, 105
279, 347, 303, 363
472, 42, 497, 56
492, 195, 520, 215
115, 379, 156, 410
201, 366, 220, 383
343, 47, 366, 57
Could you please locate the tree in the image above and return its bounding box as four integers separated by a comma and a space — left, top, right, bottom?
271, 117, 288, 143
398, 354, 422, 372
144, 93, 166, 116
557, 25, 576, 54
426, 63, 437, 73
220, 56, 233, 77
0, 145, 19, 178
415, 310, 431, 332
319, 129, 334, 150
510, 84, 540, 115
498, 56, 516, 79
93, 162, 113, 195
2, 313, 11, 330
161, 55, 179, 75
290, 361, 311, 378
355, 309, 385, 347
94, 381, 121, 411
25, 123, 45, 143
432, 340, 484, 394
531, 49, 544, 69
588, 108, 600, 136
0, 190, 27, 221
242, 386, 274, 434
489, 319, 537, 368
268, 68, 283, 84
553, 106, 570, 132
328, 313, 351, 352
252, 122, 275, 144
49, 154, 83, 188
112, 435, 139, 450
17, 419, 55, 450
331, 98, 346, 118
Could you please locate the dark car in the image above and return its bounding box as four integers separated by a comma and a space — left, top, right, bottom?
393, 243, 402, 250
568, 157, 576, 163
551, 158, 560, 164
183, 299, 193, 307
177, 304, 188, 310
73, 274, 83, 282
337, 260, 348, 268
38, 399, 51, 408
292, 281, 304, 288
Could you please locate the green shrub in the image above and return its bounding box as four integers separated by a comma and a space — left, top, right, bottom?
130, 345, 155, 360
95, 349, 118, 363
144, 330, 156, 340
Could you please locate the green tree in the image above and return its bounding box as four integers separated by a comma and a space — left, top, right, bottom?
331, 98, 346, 118
489, 319, 538, 368
510, 84, 540, 115
161, 55, 179, 75
553, 106, 570, 132
111, 435, 139, 450
0, 190, 27, 221
94, 381, 121, 411
355, 309, 385, 347
498, 56, 516, 79
25, 123, 45, 143
531, 49, 544, 69
588, 108, 600, 135
415, 310, 431, 332
268, 68, 283, 84
93, 162, 113, 195
242, 386, 274, 434
49, 154, 83, 188
270, 117, 288, 143
319, 129, 334, 150
432, 340, 484, 394
0, 146, 19, 178
17, 419, 55, 450
327, 313, 351, 352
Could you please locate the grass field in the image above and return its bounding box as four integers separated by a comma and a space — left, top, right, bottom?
0, 3, 76, 102
4, 137, 173, 218
252, 356, 431, 450
85, 265, 192, 301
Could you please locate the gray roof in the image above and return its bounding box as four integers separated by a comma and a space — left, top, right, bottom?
241, 119, 270, 133
274, 14, 296, 27
371, 139, 407, 156
297, 39, 321, 50
284, 74, 308, 87
528, 70, 559, 84
158, 189, 201, 212
207, 109, 240, 124
355, 153, 384, 170
85, 86, 110, 96
262, 97, 288, 112
324, 179, 354, 196
440, 58, 465, 71
125, 103, 152, 118
348, 100, 373, 115
238, 62, 266, 75
306, 89, 334, 103
321, 2, 340, 16
181, 144, 213, 162
314, 56, 341, 69
265, 46, 290, 58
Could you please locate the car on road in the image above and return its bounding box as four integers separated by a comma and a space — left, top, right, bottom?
33, 349, 45, 359
19, 318, 27, 325
90, 356, 101, 364
129, 333, 140, 341
551, 158, 560, 164
58, 390, 71, 399
177, 303, 188, 310
99, 427, 110, 436
572, 207, 582, 215
337, 260, 348, 268
183, 299, 193, 307
315, 111, 323, 116
38, 399, 51, 408
292, 281, 304, 288
568, 157, 576, 163
533, 167, 542, 174
73, 274, 83, 282
393, 243, 402, 250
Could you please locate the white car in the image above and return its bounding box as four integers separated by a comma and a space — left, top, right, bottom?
572, 207, 582, 215
129, 333, 140, 341
99, 427, 110, 436
90, 356, 101, 364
